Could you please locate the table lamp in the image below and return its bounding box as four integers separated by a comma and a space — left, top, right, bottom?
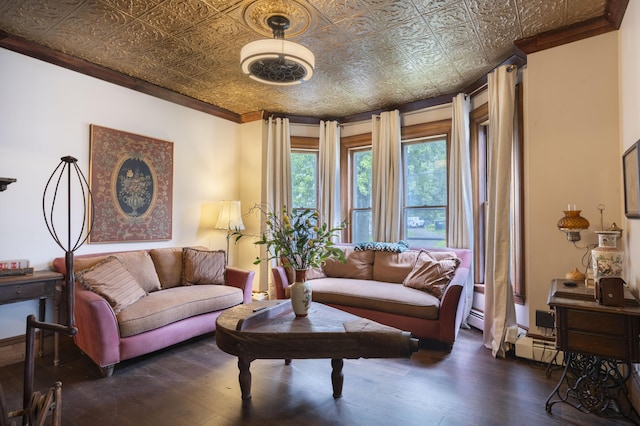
215, 200, 245, 264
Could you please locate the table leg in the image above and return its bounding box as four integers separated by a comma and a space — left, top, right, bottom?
546, 351, 640, 422
38, 297, 46, 357
238, 357, 252, 400
331, 359, 344, 399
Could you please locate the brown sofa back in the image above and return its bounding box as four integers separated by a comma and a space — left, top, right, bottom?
372, 251, 418, 283
323, 246, 374, 279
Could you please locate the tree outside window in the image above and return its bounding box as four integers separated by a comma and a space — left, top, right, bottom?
352, 148, 372, 243
402, 138, 447, 247
290, 151, 317, 210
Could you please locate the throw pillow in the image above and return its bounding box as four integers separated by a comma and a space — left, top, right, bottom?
149, 247, 184, 289
324, 248, 374, 280
114, 251, 162, 293
403, 250, 460, 298
182, 248, 226, 285
75, 256, 147, 313
354, 240, 409, 253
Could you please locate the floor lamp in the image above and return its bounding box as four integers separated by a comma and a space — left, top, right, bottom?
215, 200, 245, 265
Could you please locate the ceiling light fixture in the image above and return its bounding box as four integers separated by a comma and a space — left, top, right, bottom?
240, 15, 314, 86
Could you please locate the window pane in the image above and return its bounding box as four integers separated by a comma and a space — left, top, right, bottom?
352, 210, 372, 243
404, 141, 447, 206
402, 138, 447, 248
291, 152, 317, 209
404, 207, 446, 247
353, 150, 372, 209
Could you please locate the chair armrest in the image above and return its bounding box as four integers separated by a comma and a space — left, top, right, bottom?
271, 266, 290, 300
73, 283, 121, 367
226, 267, 255, 304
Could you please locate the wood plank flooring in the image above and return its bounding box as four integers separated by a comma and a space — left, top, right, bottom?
0, 327, 634, 425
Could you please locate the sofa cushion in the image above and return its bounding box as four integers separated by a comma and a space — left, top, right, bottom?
372, 250, 419, 283
310, 277, 439, 320
75, 256, 147, 314
323, 248, 374, 280
403, 251, 461, 298
117, 285, 243, 337
74, 250, 161, 293
150, 247, 184, 289
182, 247, 226, 285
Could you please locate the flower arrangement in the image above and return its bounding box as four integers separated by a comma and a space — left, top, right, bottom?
253, 205, 346, 270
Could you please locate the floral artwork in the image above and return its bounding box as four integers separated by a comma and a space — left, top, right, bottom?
89, 125, 173, 242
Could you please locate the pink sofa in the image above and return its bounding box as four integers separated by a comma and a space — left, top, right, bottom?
272, 245, 471, 348
53, 247, 254, 377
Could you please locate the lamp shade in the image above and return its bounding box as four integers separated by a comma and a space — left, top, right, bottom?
215, 200, 245, 231
557, 210, 589, 241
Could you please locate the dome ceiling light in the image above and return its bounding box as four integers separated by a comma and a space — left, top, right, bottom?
240, 15, 314, 86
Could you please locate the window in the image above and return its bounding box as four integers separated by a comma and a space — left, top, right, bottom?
470, 105, 488, 285
402, 137, 448, 247
340, 121, 451, 244
351, 148, 372, 243
290, 150, 318, 210
471, 85, 524, 304
290, 136, 319, 213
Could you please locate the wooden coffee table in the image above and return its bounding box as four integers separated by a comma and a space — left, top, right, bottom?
215, 300, 419, 400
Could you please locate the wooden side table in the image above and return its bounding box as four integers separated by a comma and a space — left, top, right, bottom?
546, 278, 640, 421
0, 271, 62, 357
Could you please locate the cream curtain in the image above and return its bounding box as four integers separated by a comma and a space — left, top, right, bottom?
484, 65, 519, 358
266, 117, 292, 212
319, 120, 341, 237
371, 110, 402, 242
264, 117, 292, 294
448, 93, 474, 328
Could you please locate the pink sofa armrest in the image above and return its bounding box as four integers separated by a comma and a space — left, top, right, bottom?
226, 266, 255, 304
74, 283, 121, 368
271, 266, 290, 300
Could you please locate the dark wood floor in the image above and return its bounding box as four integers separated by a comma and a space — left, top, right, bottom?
0, 327, 635, 425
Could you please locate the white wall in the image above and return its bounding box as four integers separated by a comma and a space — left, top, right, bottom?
524, 32, 621, 332
0, 49, 241, 338
620, 0, 640, 292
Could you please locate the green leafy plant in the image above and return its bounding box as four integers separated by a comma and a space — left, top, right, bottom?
253, 204, 346, 270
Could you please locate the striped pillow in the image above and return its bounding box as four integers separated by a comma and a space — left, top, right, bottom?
181, 248, 226, 285
76, 256, 147, 313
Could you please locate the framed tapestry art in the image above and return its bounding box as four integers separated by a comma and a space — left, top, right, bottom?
89, 125, 173, 242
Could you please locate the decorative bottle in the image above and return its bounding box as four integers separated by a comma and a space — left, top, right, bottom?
591, 231, 624, 284
290, 269, 312, 317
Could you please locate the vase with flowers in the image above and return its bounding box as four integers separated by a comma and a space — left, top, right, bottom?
253, 205, 345, 317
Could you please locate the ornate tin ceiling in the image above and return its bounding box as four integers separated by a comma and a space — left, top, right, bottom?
0, 0, 609, 120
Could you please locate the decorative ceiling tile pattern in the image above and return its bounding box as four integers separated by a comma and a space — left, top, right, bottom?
0, 0, 607, 118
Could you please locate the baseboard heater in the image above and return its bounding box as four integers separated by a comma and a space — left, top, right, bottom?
467, 308, 484, 330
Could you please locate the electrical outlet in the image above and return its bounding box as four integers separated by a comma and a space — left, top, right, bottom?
536, 310, 555, 328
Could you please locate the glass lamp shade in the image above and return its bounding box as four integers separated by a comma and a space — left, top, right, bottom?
240, 38, 314, 86
215, 200, 245, 231
557, 210, 589, 241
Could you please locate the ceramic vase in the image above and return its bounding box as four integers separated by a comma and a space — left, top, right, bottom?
290, 269, 312, 317
591, 231, 624, 284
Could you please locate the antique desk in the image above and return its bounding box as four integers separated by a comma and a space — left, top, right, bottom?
0, 271, 62, 357
546, 278, 640, 421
